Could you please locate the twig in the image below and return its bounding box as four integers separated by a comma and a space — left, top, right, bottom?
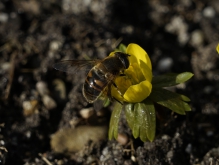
4, 51, 17, 100
0, 147, 8, 152
38, 153, 53, 165
111, 37, 123, 49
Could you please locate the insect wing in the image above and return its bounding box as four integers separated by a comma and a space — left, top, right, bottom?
53, 60, 99, 74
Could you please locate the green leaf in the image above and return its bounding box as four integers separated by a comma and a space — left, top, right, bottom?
124, 103, 135, 130
149, 88, 191, 115
152, 72, 194, 88
142, 99, 156, 142
128, 102, 156, 142
103, 97, 111, 107
132, 103, 143, 139
118, 43, 127, 53
179, 94, 190, 102
108, 102, 123, 140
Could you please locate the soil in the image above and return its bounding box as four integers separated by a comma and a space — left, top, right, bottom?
0, 0, 219, 164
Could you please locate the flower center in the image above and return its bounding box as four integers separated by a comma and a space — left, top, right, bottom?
125, 63, 145, 85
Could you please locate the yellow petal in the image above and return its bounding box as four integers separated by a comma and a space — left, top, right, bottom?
124, 80, 152, 103
217, 43, 219, 54
139, 60, 153, 82
126, 44, 152, 70
108, 52, 116, 57
111, 76, 132, 102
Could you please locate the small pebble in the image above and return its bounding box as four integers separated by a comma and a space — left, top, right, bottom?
203, 6, 215, 18
190, 30, 204, 47
161, 134, 170, 140
206, 130, 214, 137
36, 81, 49, 96
53, 79, 66, 100
165, 16, 189, 45
0, 13, 8, 23
131, 155, 136, 162
49, 40, 62, 51
51, 125, 108, 153
22, 100, 38, 116
166, 150, 173, 159
185, 143, 192, 153
42, 95, 57, 110
116, 133, 128, 145
1, 62, 10, 72
79, 108, 94, 119
121, 25, 134, 34
0, 140, 5, 145
157, 57, 173, 72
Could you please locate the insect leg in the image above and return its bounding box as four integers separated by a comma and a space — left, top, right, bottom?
113, 97, 123, 105
107, 84, 123, 104
112, 82, 123, 96
107, 84, 114, 101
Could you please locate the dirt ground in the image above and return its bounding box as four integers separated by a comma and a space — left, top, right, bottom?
0, 0, 219, 164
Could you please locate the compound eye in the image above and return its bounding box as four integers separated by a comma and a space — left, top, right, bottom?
123, 57, 129, 69
115, 52, 130, 69
119, 54, 129, 69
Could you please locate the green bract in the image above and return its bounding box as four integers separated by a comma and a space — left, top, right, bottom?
108, 43, 193, 142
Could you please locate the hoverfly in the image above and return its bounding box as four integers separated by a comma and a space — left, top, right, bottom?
53, 52, 130, 103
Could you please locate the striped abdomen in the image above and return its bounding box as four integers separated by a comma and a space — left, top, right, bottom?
83, 66, 109, 103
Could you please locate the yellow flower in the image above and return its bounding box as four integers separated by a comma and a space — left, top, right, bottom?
111, 43, 152, 103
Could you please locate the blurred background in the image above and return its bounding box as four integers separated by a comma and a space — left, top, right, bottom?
0, 0, 219, 164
